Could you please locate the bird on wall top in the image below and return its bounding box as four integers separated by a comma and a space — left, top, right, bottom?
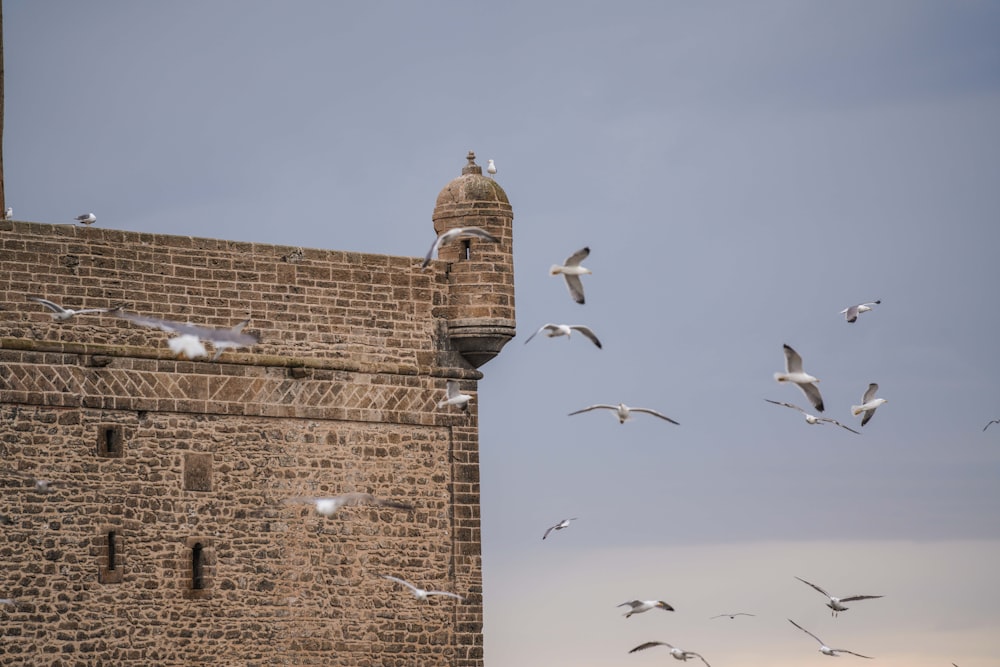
542, 517, 578, 540
284, 492, 413, 517
851, 383, 887, 427
569, 402, 679, 425
524, 323, 602, 348
788, 618, 873, 658
764, 399, 859, 434
774, 344, 824, 413
628, 641, 711, 666
75, 213, 97, 225
840, 299, 881, 323
382, 575, 463, 602
618, 600, 675, 618
437, 380, 471, 410
4, 206, 11, 220
550, 246, 592, 304
421, 226, 500, 269
114, 311, 259, 360
795, 576, 883, 616
28, 296, 120, 321
487, 159, 497, 176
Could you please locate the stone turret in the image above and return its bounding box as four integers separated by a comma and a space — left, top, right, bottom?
432, 151, 516, 368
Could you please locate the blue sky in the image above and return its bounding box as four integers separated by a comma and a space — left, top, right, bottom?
5, 2, 1000, 665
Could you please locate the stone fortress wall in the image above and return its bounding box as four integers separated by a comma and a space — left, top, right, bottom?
0, 153, 513, 666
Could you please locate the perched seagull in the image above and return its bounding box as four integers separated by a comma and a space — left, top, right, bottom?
618, 600, 675, 618
788, 619, 873, 658
437, 380, 471, 410
542, 517, 578, 540
795, 576, 883, 617
569, 403, 679, 425
851, 383, 886, 427
4, 206, 11, 220
840, 300, 881, 324
710, 612, 755, 620
28, 297, 117, 321
523, 323, 602, 349
421, 226, 500, 269
984, 419, 1000, 432
114, 311, 259, 360
75, 213, 97, 225
550, 247, 591, 304
382, 575, 463, 602
774, 344, 824, 413
628, 641, 711, 666
764, 399, 860, 434
487, 159, 497, 176
284, 493, 413, 517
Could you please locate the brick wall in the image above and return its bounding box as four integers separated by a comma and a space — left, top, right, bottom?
0, 220, 488, 666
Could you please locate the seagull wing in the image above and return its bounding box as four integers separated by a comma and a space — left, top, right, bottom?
797, 382, 825, 413
424, 590, 463, 600
861, 408, 876, 427
862, 383, 879, 403
630, 408, 680, 425
788, 618, 825, 646
819, 418, 861, 435
568, 404, 617, 416
445, 380, 461, 400
421, 234, 447, 269
115, 311, 185, 334
844, 305, 860, 322
569, 325, 602, 348
834, 649, 874, 659
688, 651, 711, 667
458, 227, 500, 244
839, 594, 883, 602
765, 399, 807, 414
383, 575, 421, 595
27, 297, 70, 314
524, 324, 556, 345
794, 577, 831, 599
618, 600, 641, 609
984, 420, 1000, 432
564, 246, 590, 267
628, 642, 673, 654
542, 525, 556, 540
783, 344, 805, 373
563, 274, 585, 304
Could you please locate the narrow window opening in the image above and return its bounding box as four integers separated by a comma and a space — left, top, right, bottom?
191, 542, 205, 590
97, 425, 124, 458
107, 530, 117, 571
462, 239, 471, 260
104, 429, 117, 454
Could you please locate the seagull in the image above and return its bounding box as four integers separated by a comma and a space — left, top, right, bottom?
4, 206, 11, 220
2, 469, 60, 493
569, 403, 679, 425
618, 600, 675, 618
795, 576, 883, 616
774, 344, 824, 412
984, 419, 1000, 432
0, 598, 16, 607
788, 619, 873, 658
840, 300, 881, 323
710, 612, 755, 620
523, 323, 602, 348
382, 575, 463, 602
628, 641, 711, 666
487, 159, 497, 176
114, 311, 259, 360
764, 399, 860, 434
851, 383, 886, 427
28, 297, 118, 321
437, 380, 471, 410
284, 493, 413, 517
542, 517, 578, 540
167, 334, 208, 360
421, 226, 500, 269
75, 213, 97, 225
550, 247, 591, 304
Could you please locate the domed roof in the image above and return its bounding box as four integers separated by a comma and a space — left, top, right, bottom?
434, 152, 509, 208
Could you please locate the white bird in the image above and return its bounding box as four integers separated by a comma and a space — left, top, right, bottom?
851, 383, 886, 427
115, 311, 259, 360
795, 577, 883, 616
0, 598, 16, 607
774, 344, 824, 413
710, 612, 755, 620
487, 159, 497, 176
618, 600, 675, 618
421, 226, 500, 269
2, 469, 60, 493
542, 517, 578, 540
764, 399, 859, 434
28, 296, 118, 321
523, 323, 602, 349
569, 403, 679, 425
284, 492, 413, 517
75, 213, 97, 225
550, 247, 591, 304
167, 334, 208, 360
840, 300, 881, 323
628, 641, 711, 666
788, 619, 873, 658
437, 380, 471, 410
382, 575, 463, 601
984, 419, 1000, 432
4, 206, 11, 220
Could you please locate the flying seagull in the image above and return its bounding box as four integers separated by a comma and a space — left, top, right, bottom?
840, 300, 881, 323
284, 493, 413, 517
487, 159, 497, 176
28, 297, 118, 321
550, 247, 591, 304
382, 575, 463, 601
984, 419, 1000, 432
788, 619, 873, 658
421, 226, 500, 269
2, 469, 60, 493
764, 399, 860, 434
795, 576, 883, 616
628, 641, 711, 666
569, 403, 679, 425
75, 213, 97, 225
618, 600, 675, 618
851, 383, 886, 427
114, 311, 259, 360
167, 334, 207, 360
774, 344, 824, 412
437, 380, 471, 410
542, 517, 578, 540
710, 612, 755, 620
524, 323, 602, 348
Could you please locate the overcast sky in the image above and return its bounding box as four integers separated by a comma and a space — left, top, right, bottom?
5, 2, 1000, 666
